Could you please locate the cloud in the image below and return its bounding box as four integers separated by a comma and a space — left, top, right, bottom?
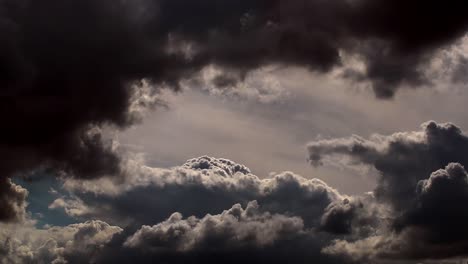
308, 122, 468, 262
308, 121, 468, 210
0, 220, 122, 264
97, 201, 351, 264
393, 163, 468, 255
324, 164, 468, 262
18, 152, 468, 263
124, 201, 304, 251
56, 156, 343, 228
187, 65, 289, 104
48, 197, 95, 219
43, 156, 385, 263
320, 194, 385, 237
0, 178, 28, 222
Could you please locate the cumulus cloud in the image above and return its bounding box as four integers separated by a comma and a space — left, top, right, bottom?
24, 152, 468, 263
0, 220, 122, 264
0, 178, 28, 222
42, 156, 382, 263
124, 201, 304, 251
394, 163, 468, 252
96, 201, 351, 264
324, 164, 468, 262
308, 121, 468, 210
56, 156, 343, 228
320, 194, 386, 237
308, 122, 468, 262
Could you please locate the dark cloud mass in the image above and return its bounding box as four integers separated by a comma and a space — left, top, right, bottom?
0, 0, 467, 196
308, 121, 468, 210
56, 156, 343, 228
394, 163, 468, 255
324, 163, 468, 262
8, 151, 468, 263
309, 122, 468, 262
44, 157, 363, 263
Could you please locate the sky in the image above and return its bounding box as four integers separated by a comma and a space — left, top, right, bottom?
2, 0, 468, 263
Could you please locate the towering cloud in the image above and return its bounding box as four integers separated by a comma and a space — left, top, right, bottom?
324, 164, 468, 262
308, 121, 468, 210
309, 122, 468, 262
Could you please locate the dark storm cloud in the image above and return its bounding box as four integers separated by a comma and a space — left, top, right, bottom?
0, 0, 467, 190
308, 122, 468, 261
325, 164, 468, 262
393, 163, 468, 255
308, 121, 468, 211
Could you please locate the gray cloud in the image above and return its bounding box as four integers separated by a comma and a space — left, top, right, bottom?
124, 201, 304, 251
95, 201, 351, 264
18, 152, 468, 263
309, 122, 468, 262
324, 164, 468, 262
393, 163, 468, 256
308, 121, 468, 210
0, 178, 28, 222
0, 220, 122, 264
56, 156, 343, 228
320, 194, 384, 237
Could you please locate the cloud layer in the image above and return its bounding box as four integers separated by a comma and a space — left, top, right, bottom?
8, 132, 468, 263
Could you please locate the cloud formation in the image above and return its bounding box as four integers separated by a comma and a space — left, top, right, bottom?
56, 156, 343, 228
0, 220, 122, 264
308, 121, 468, 210
308, 122, 468, 262
124, 201, 304, 251
0, 178, 28, 222
12, 149, 468, 263
97, 202, 350, 264
324, 164, 468, 262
